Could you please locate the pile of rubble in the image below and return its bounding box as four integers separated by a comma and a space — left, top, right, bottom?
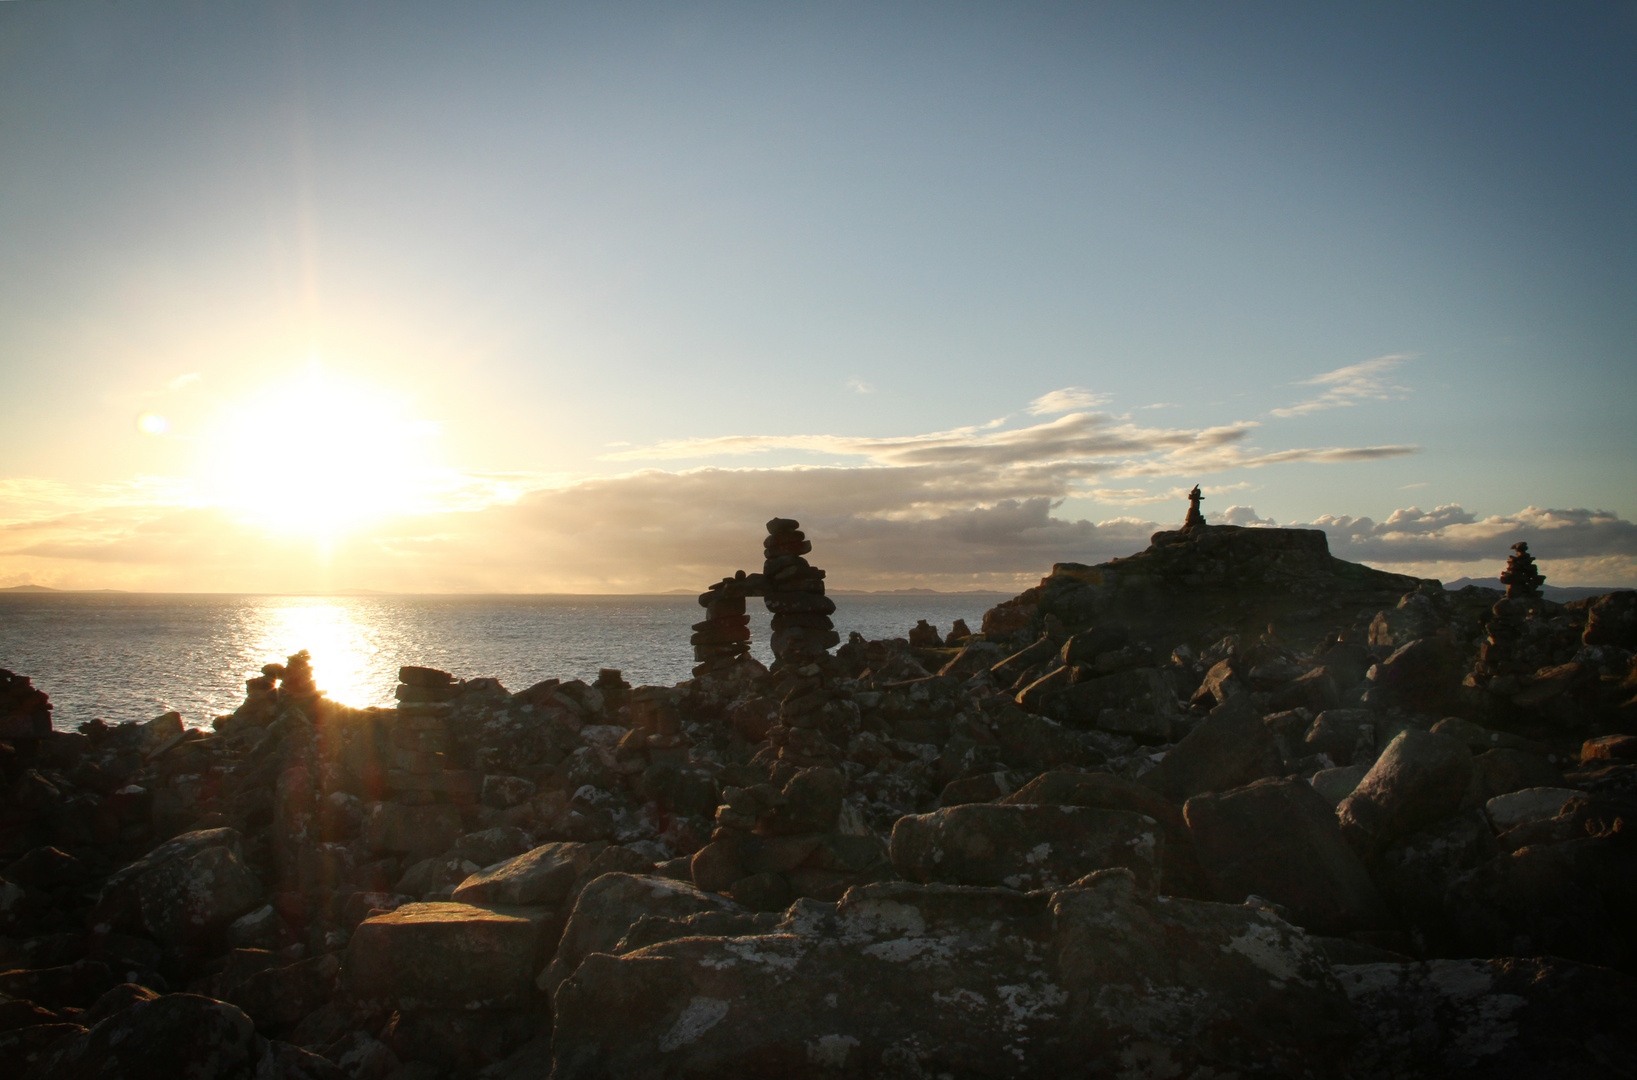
1, 515, 1635, 1078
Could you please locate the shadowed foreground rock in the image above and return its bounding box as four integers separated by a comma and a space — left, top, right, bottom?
551, 871, 1357, 1080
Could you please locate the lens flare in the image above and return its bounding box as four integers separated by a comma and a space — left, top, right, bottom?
137, 412, 170, 435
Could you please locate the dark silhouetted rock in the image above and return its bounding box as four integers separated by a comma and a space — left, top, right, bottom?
1184, 778, 1391, 935
1141, 697, 1279, 803
92, 828, 262, 950
891, 803, 1162, 891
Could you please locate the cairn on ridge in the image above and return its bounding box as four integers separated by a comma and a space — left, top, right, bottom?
1499, 540, 1546, 599
1182, 483, 1207, 529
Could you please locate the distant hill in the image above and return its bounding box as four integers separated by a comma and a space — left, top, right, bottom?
0, 584, 58, 593
1443, 577, 1628, 602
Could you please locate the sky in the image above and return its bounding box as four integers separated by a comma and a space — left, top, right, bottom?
1, 1, 1634, 593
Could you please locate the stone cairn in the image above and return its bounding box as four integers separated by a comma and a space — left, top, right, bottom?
1499, 541, 1546, 599
693, 572, 758, 676
762, 517, 838, 668
1183, 483, 1207, 529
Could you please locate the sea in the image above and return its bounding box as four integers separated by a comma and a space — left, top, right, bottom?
0, 592, 1011, 732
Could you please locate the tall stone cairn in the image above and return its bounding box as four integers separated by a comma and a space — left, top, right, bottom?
1499, 541, 1546, 599
763, 517, 839, 667
693, 572, 756, 676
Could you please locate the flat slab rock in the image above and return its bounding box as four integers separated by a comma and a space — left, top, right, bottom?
551, 872, 1357, 1079
344, 901, 555, 1010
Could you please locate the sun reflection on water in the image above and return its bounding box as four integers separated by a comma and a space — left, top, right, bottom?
237, 599, 394, 710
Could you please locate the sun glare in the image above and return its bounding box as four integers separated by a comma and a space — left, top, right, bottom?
205, 363, 441, 534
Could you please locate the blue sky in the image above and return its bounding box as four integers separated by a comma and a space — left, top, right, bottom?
2, 2, 1634, 591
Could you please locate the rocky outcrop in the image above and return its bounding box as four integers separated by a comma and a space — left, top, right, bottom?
0, 520, 1633, 1076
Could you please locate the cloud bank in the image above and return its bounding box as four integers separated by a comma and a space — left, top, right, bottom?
2, 390, 1629, 592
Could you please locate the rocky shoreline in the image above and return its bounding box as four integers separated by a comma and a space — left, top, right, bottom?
1, 517, 1634, 1078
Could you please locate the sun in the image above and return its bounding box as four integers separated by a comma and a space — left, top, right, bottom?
204, 363, 442, 533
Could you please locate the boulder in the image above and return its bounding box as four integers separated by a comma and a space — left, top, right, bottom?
1190, 657, 1246, 709
344, 902, 555, 1010
225, 953, 339, 1032
1442, 835, 1634, 968
1268, 667, 1341, 713
1366, 638, 1458, 709
256, 1040, 350, 1080
1141, 696, 1280, 803
936, 640, 1005, 680
539, 873, 744, 997
378, 1008, 541, 1077
92, 828, 262, 949
1372, 812, 1500, 958
1337, 730, 1473, 857
0, 960, 119, 1011
451, 841, 602, 907
451, 826, 533, 867
890, 803, 1162, 891
1183, 778, 1390, 935
1339, 957, 1637, 1078
1302, 709, 1377, 767
991, 635, 1059, 685
1001, 770, 1183, 833
1484, 786, 1583, 831
24, 993, 258, 1080
1467, 748, 1565, 804
1582, 734, 1637, 762
1038, 667, 1179, 742
1580, 590, 1637, 648
363, 803, 463, 862
1309, 765, 1368, 807
550, 874, 1357, 1079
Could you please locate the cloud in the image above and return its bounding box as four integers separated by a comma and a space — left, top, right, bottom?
846, 378, 876, 394
603, 409, 1417, 498
7, 475, 1636, 592
1026, 387, 1112, 415
1218, 505, 1278, 526
1271, 354, 1413, 417
167, 373, 202, 391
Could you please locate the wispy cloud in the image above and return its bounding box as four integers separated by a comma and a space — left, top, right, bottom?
1027, 387, 1111, 415
1270, 354, 1414, 417
167, 373, 202, 391
846, 378, 876, 395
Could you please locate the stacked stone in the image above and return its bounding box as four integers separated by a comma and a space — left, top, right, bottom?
692, 573, 756, 676
1499, 541, 1546, 599
763, 517, 838, 668
263, 650, 322, 712
386, 665, 479, 805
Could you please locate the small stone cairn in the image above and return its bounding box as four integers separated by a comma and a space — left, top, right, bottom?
1183, 484, 1207, 530
762, 517, 838, 668
1499, 541, 1546, 599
